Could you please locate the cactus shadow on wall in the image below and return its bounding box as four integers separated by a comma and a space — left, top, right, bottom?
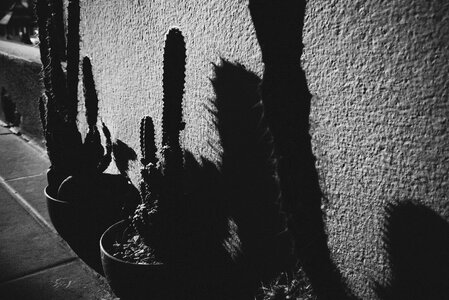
209, 59, 294, 283
112, 138, 141, 218
158, 60, 293, 298
248, 0, 351, 298
375, 201, 449, 300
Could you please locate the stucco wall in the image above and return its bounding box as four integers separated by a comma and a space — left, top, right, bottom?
76, 0, 448, 298
79, 0, 263, 177
303, 0, 449, 298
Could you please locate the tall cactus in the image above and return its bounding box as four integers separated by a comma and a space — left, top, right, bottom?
36, 0, 112, 193
161, 28, 186, 180
132, 28, 186, 259
36, 0, 82, 192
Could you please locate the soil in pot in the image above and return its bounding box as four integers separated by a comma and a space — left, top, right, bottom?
100, 220, 172, 300
102, 220, 260, 299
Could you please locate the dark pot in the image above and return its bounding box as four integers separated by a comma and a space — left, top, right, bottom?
45, 174, 140, 274
46, 187, 105, 273
100, 220, 172, 300
101, 221, 260, 299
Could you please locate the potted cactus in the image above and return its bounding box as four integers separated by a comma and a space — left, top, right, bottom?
100, 116, 177, 299
101, 27, 294, 298
36, 0, 82, 196
100, 28, 238, 299
100, 28, 186, 299
37, 0, 139, 273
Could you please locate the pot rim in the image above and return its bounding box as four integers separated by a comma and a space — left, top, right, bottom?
44, 186, 70, 204
45, 185, 106, 207
100, 219, 163, 267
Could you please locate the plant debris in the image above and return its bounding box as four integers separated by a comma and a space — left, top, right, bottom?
256, 264, 317, 300
111, 233, 161, 265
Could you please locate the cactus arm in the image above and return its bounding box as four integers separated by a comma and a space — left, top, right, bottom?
139, 181, 148, 202
139, 117, 146, 164
49, 0, 66, 60
140, 116, 157, 166
66, 0, 80, 120
139, 116, 161, 201
38, 96, 47, 135
47, 17, 66, 106
161, 28, 186, 177
35, 0, 51, 92
43, 91, 58, 165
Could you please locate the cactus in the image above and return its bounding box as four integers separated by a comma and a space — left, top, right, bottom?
36, 0, 82, 192
35, 0, 142, 274
140, 116, 158, 167
132, 116, 162, 245
161, 28, 185, 179
139, 116, 162, 203
131, 28, 186, 258
36, 0, 112, 193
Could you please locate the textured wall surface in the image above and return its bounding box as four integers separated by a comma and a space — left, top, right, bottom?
0, 51, 43, 142
303, 0, 449, 298
79, 0, 263, 180
76, 0, 448, 298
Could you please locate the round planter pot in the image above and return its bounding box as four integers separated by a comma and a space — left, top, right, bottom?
100, 221, 259, 299
45, 186, 110, 274
45, 174, 140, 275
100, 220, 172, 300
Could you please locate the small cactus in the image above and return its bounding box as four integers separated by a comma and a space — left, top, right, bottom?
139, 116, 162, 200
132, 116, 162, 244
140, 116, 157, 167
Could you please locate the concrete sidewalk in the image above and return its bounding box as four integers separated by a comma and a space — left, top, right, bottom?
0, 124, 117, 299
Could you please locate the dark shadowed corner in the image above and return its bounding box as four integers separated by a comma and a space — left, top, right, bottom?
248, 0, 352, 298
376, 201, 449, 300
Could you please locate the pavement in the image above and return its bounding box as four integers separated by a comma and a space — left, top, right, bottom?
0, 123, 117, 300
